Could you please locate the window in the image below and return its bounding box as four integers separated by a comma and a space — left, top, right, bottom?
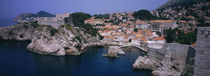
205, 34, 208, 38
201, 31, 204, 34
208, 31, 210, 35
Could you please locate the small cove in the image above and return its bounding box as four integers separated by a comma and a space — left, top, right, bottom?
0, 41, 151, 76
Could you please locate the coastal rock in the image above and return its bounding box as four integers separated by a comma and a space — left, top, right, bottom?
26, 24, 84, 56
133, 56, 158, 70
0, 22, 36, 41
0, 22, 93, 56
133, 43, 190, 76
104, 46, 125, 58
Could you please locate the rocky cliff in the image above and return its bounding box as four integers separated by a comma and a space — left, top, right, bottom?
133, 43, 191, 76
0, 22, 97, 56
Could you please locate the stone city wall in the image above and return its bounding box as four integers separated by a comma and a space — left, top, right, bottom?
194, 27, 210, 76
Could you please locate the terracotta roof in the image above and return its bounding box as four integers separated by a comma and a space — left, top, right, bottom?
104, 23, 112, 25
104, 36, 109, 39
144, 30, 153, 34
151, 20, 175, 23
137, 30, 143, 34
101, 35, 106, 37
131, 31, 137, 35
140, 38, 147, 42
152, 36, 165, 41
123, 36, 129, 39
136, 21, 147, 24
104, 30, 110, 32
136, 35, 143, 38
109, 36, 115, 39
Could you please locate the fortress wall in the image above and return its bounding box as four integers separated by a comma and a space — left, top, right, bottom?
194, 27, 210, 76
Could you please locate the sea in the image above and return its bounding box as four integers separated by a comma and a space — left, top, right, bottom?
0, 19, 16, 27
0, 20, 151, 76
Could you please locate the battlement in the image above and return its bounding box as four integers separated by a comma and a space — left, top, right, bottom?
18, 13, 71, 28
194, 27, 210, 76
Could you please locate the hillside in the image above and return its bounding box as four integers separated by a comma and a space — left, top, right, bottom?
36, 11, 55, 17
157, 0, 208, 10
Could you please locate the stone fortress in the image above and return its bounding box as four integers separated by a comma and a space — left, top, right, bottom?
194, 27, 210, 76
18, 13, 71, 28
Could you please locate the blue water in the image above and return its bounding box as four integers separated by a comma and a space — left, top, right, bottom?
0, 19, 16, 26
0, 41, 151, 76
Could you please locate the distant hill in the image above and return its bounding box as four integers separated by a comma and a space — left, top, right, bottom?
36, 11, 55, 17
157, 0, 208, 10
14, 11, 55, 22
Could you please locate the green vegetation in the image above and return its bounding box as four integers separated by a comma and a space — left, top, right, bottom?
129, 39, 132, 42
164, 28, 197, 45
134, 28, 138, 32
50, 28, 58, 36
70, 12, 98, 37
133, 10, 157, 20
99, 35, 104, 40
71, 12, 91, 26
75, 36, 82, 43
36, 11, 55, 17
164, 28, 177, 43
36, 25, 58, 36
197, 18, 210, 27
94, 14, 110, 19
65, 24, 77, 35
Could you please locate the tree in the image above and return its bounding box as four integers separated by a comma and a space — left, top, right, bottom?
69, 12, 98, 37
129, 39, 132, 42
164, 28, 176, 43
70, 12, 91, 27
133, 10, 156, 20
134, 28, 138, 32
164, 28, 197, 45
94, 14, 110, 19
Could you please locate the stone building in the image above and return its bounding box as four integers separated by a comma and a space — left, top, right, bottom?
84, 19, 104, 25
36, 13, 70, 28
194, 27, 210, 76
150, 20, 178, 33
18, 13, 71, 28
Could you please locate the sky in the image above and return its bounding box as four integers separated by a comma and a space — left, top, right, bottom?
0, 0, 168, 20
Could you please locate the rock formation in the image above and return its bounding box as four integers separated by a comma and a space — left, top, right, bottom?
133, 43, 191, 76
133, 56, 158, 70
0, 22, 97, 56
104, 46, 125, 58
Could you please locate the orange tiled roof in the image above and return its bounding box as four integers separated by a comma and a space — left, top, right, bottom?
123, 36, 129, 39
152, 36, 165, 40
131, 31, 137, 35
101, 35, 106, 37
104, 23, 112, 25
144, 30, 153, 34
137, 30, 143, 34
151, 20, 175, 23
109, 36, 115, 39
104, 30, 110, 32
104, 36, 109, 39
136, 35, 143, 38
140, 38, 147, 42
136, 21, 147, 24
